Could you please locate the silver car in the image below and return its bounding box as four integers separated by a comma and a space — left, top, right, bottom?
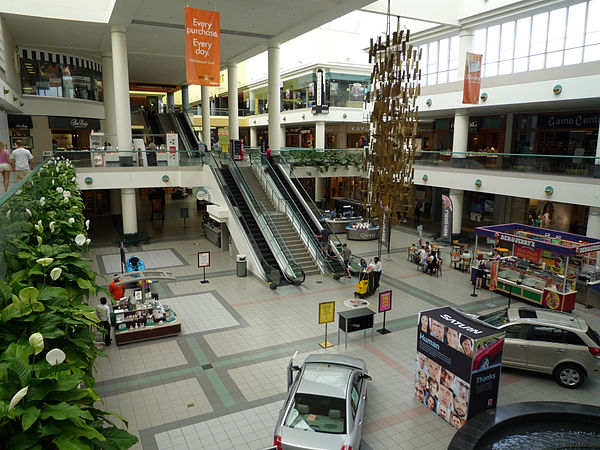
273, 353, 371, 450
476, 307, 600, 388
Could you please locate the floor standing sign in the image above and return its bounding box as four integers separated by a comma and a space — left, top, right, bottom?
198, 251, 210, 284
318, 301, 335, 348
376, 290, 392, 335
415, 306, 505, 430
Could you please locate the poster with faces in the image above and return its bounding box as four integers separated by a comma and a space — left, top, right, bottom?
415, 307, 504, 429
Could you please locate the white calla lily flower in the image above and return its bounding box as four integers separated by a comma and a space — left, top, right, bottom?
63, 190, 71, 199
50, 267, 62, 281
85, 220, 90, 230
49, 221, 56, 232
25, 208, 32, 217
36, 236, 43, 245
68, 218, 75, 224
86, 238, 91, 245
9, 387, 29, 409
29, 333, 44, 355
74, 234, 86, 246
6, 209, 11, 218
36, 257, 53, 266
40, 197, 46, 206
56, 187, 64, 194
46, 348, 66, 366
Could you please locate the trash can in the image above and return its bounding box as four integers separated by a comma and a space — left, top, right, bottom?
236, 254, 247, 277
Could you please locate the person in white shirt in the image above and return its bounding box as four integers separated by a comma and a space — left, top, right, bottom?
368, 256, 383, 289
96, 297, 112, 346
10, 140, 33, 181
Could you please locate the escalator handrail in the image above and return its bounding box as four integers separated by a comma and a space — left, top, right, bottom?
219, 154, 304, 284
250, 159, 337, 276
209, 155, 280, 285
178, 112, 200, 148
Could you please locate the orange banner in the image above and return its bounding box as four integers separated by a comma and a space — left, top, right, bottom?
489, 260, 499, 291
462, 52, 482, 104
185, 8, 220, 86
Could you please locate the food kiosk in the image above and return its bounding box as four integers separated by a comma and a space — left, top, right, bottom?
474, 224, 600, 312
346, 220, 379, 241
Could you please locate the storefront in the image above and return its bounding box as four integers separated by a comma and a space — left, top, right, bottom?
8, 115, 34, 150
285, 127, 314, 148
48, 116, 101, 150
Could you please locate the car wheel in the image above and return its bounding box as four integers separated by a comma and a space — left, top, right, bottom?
554, 363, 585, 389
480, 356, 490, 369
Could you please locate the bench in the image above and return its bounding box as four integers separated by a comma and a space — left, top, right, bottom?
115, 231, 152, 246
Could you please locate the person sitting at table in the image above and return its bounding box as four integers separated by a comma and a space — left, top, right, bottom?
425, 241, 432, 253
419, 246, 428, 271
408, 243, 417, 262
426, 251, 439, 274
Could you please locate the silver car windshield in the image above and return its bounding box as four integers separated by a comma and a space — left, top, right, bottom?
284, 393, 346, 434
478, 309, 509, 327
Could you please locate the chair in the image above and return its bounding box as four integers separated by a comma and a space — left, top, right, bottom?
450, 251, 461, 269
433, 258, 443, 277
296, 404, 309, 414
329, 409, 342, 419
460, 251, 472, 273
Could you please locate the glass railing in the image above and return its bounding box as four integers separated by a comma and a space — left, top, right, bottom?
213, 152, 305, 285
54, 149, 212, 168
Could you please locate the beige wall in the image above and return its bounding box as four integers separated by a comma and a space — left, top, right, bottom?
29, 116, 52, 164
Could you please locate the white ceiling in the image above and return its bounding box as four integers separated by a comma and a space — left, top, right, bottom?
2, 0, 375, 85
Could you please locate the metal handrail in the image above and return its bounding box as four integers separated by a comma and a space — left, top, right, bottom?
220, 153, 304, 284
250, 157, 335, 276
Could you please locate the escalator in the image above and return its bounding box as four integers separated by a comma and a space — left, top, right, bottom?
267, 161, 346, 279
220, 167, 281, 285
145, 112, 164, 145
176, 112, 200, 149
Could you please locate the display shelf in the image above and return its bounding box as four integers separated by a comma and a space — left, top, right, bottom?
114, 316, 181, 345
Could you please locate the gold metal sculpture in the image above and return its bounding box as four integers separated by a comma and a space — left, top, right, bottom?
364, 26, 421, 241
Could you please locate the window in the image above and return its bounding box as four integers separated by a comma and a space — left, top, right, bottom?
504, 324, 530, 339
530, 12, 549, 70
438, 38, 449, 84
564, 331, 585, 346
531, 325, 565, 343
448, 36, 459, 81
514, 17, 531, 72
584, 0, 600, 62
546, 8, 567, 68
499, 21, 515, 75
285, 393, 346, 434
586, 326, 600, 346
427, 41, 438, 85
564, 2, 586, 65
478, 310, 509, 327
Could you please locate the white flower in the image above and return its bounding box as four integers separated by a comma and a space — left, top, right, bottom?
56, 187, 64, 194
74, 234, 86, 246
85, 238, 91, 245
50, 267, 62, 281
29, 333, 44, 355
72, 176, 77, 182
9, 387, 28, 410
25, 208, 32, 217
36, 236, 43, 245
6, 209, 11, 218
63, 191, 71, 199
36, 257, 53, 266
68, 218, 75, 224
40, 197, 46, 206
85, 220, 90, 230
52, 179, 54, 185
34, 224, 42, 233
49, 221, 56, 232
46, 348, 66, 366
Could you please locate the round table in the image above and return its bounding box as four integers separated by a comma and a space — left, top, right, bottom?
343, 298, 370, 309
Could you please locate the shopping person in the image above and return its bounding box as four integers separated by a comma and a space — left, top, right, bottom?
0, 142, 12, 192
109, 274, 125, 301
368, 256, 382, 289
96, 297, 112, 346
10, 140, 33, 182
342, 243, 352, 278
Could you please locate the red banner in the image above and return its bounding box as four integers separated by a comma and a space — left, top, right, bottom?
489, 260, 499, 291
185, 8, 220, 86
514, 243, 541, 263
462, 53, 482, 104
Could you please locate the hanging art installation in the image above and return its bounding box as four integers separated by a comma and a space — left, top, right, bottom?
365, 24, 421, 255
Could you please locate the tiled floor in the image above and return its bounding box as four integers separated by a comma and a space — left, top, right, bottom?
87, 211, 600, 450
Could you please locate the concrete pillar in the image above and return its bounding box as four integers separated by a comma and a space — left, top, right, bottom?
458, 28, 473, 80
0, 111, 9, 146
503, 113, 514, 154
201, 86, 211, 151
110, 26, 132, 153
249, 90, 256, 114
587, 206, 600, 239
315, 177, 327, 203
250, 127, 257, 148
101, 53, 116, 142
280, 124, 286, 148
449, 188, 464, 236
337, 131, 347, 149
110, 189, 122, 215
315, 121, 325, 150
227, 64, 239, 140
595, 120, 600, 177
181, 84, 190, 113
452, 112, 469, 167
268, 44, 281, 150
167, 92, 175, 112
121, 188, 137, 234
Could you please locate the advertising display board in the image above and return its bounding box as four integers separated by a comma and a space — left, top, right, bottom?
462, 53, 482, 105
415, 307, 504, 430
185, 8, 220, 86
441, 195, 453, 241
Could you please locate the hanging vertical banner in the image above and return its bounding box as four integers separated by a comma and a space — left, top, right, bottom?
417, 225, 423, 247
441, 195, 453, 241
185, 8, 220, 86
462, 53, 482, 104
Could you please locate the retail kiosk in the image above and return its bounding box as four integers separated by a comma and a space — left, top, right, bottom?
474, 224, 600, 312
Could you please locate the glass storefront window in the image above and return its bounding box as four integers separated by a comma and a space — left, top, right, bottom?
326, 73, 369, 108
19, 54, 102, 102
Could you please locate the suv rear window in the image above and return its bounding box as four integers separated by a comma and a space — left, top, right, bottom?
478, 310, 508, 327
285, 393, 346, 434
586, 326, 600, 347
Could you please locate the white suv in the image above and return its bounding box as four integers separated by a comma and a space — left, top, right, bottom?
476, 307, 600, 388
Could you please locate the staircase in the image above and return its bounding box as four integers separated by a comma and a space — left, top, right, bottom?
239, 166, 321, 276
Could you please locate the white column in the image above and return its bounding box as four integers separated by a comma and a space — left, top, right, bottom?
337, 130, 347, 149
503, 113, 514, 154
181, 84, 190, 113
111, 26, 132, 155
315, 121, 325, 150
101, 54, 116, 142
315, 177, 327, 202
452, 112, 469, 159
0, 111, 9, 145
249, 90, 256, 114
167, 92, 175, 112
121, 188, 137, 234
201, 86, 211, 151
458, 28, 473, 80
268, 44, 281, 150
587, 206, 600, 239
449, 188, 464, 236
280, 124, 286, 148
227, 64, 239, 140
595, 120, 600, 175
250, 127, 257, 147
